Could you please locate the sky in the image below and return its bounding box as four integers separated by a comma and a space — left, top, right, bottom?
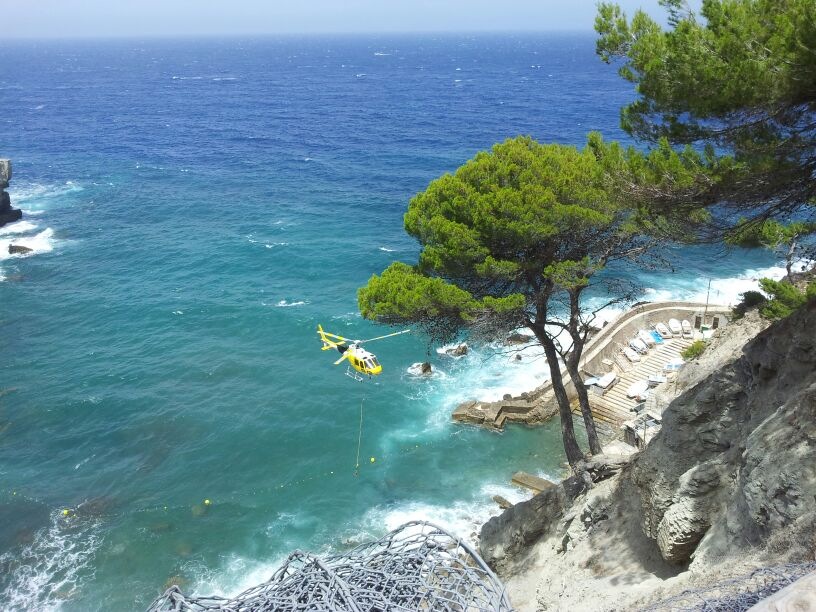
3, 1, 682, 39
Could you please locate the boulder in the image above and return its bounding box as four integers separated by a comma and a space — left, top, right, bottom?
420, 362, 432, 374
492, 495, 513, 510
0, 208, 22, 228
444, 343, 468, 357
8, 244, 32, 255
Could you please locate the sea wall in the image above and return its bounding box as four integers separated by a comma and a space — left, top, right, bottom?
0, 159, 22, 228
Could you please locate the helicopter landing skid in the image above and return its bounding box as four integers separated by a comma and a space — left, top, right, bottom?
345, 367, 366, 382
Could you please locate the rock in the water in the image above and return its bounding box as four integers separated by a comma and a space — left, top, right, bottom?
0, 159, 10, 188
444, 343, 468, 357
8, 244, 32, 255
407, 362, 434, 376
492, 495, 513, 510
0, 159, 23, 229
505, 332, 533, 345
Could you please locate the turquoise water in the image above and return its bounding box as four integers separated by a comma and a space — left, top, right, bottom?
0, 34, 781, 610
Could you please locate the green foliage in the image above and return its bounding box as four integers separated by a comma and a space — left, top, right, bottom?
359, 135, 703, 341
681, 340, 706, 361
731, 290, 767, 319
758, 278, 807, 319
727, 219, 816, 250
596, 0, 816, 225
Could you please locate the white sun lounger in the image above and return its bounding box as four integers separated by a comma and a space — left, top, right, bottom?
623, 346, 641, 363
627, 380, 649, 399
664, 356, 685, 371
597, 371, 617, 389
681, 319, 693, 339
668, 318, 682, 336
638, 329, 656, 346
655, 322, 672, 339
629, 337, 649, 354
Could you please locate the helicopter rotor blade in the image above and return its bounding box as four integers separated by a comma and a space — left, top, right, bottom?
333, 353, 349, 366
358, 329, 411, 344
319, 331, 349, 342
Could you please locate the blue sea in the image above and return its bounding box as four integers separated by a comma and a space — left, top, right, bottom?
0, 33, 782, 610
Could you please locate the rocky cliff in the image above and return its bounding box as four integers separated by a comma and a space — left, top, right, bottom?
0, 159, 22, 228
479, 303, 816, 610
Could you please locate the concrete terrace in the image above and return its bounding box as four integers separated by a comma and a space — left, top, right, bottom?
583, 335, 693, 425
453, 301, 731, 432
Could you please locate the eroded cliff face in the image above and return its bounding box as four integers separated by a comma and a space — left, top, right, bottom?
479, 303, 816, 610
633, 302, 816, 567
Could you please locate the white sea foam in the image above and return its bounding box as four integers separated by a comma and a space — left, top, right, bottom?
0, 228, 56, 261
10, 181, 82, 212
356, 484, 533, 548
0, 220, 39, 235
378, 246, 396, 252
275, 299, 308, 308
0, 510, 103, 611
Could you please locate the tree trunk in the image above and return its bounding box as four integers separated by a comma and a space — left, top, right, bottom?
565, 359, 603, 455
532, 325, 585, 468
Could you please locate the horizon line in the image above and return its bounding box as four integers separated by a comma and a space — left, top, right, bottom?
0, 28, 599, 43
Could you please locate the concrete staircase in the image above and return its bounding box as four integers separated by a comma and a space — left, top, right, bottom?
576, 336, 693, 425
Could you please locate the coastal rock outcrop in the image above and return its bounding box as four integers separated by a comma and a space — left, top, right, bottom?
8, 244, 33, 255
478, 302, 816, 610
0, 159, 22, 228
480, 475, 586, 571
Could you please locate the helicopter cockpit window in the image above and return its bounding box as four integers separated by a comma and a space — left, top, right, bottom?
370, 357, 380, 367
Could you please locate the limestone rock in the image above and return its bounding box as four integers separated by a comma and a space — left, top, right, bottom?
8, 244, 32, 255
655, 461, 726, 564
576, 453, 633, 483
631, 302, 816, 566
420, 361, 432, 374
480, 475, 586, 571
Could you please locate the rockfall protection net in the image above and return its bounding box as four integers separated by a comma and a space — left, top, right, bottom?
641, 562, 816, 611
146, 520, 514, 611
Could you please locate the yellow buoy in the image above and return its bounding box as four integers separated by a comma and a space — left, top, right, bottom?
62, 509, 71, 516
203, 499, 211, 506
370, 457, 376, 463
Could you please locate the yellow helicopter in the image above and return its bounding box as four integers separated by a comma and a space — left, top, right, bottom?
317, 324, 410, 380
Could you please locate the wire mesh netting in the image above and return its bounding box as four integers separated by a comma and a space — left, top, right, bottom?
146, 520, 514, 611
641, 562, 816, 611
